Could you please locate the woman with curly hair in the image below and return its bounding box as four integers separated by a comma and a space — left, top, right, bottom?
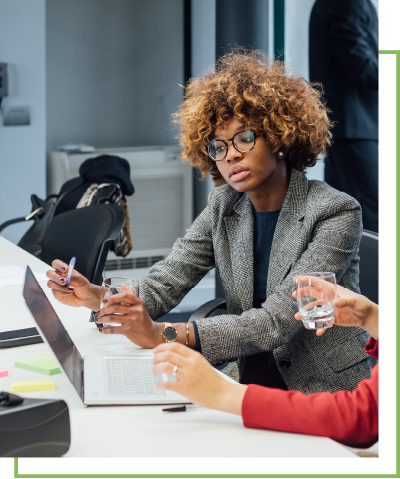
47, 50, 375, 394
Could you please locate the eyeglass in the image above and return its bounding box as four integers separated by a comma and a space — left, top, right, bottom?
206, 129, 257, 161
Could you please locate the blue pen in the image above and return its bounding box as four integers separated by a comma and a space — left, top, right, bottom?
65, 257, 76, 286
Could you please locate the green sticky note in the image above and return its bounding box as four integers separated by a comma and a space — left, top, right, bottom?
15, 354, 61, 375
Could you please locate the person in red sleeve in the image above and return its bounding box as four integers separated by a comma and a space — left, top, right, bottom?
152, 282, 378, 448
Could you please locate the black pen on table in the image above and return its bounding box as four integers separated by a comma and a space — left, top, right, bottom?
162, 404, 199, 412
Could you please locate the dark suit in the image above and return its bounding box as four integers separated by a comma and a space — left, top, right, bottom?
309, 0, 378, 232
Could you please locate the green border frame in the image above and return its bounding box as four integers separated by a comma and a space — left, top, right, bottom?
13, 47, 399, 479
14, 31, 400, 479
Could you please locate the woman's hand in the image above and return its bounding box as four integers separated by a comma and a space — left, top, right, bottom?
95, 285, 163, 349
293, 278, 378, 339
46, 259, 103, 310
152, 342, 247, 414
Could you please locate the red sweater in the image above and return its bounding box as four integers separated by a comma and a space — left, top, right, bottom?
242, 338, 378, 448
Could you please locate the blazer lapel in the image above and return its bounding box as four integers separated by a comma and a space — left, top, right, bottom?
267, 169, 308, 296
224, 194, 254, 312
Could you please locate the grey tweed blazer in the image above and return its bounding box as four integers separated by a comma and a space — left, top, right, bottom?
140, 168, 376, 394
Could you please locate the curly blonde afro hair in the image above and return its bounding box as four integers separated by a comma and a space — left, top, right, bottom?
173, 49, 332, 185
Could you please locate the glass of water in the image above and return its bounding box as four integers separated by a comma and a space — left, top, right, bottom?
100, 277, 139, 327
295, 272, 336, 330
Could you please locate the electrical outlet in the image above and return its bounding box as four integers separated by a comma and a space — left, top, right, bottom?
3, 106, 30, 126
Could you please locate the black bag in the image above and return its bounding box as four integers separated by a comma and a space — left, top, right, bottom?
17, 194, 60, 257
17, 178, 86, 257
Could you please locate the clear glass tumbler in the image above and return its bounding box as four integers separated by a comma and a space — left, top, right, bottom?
295, 272, 337, 330
100, 276, 139, 327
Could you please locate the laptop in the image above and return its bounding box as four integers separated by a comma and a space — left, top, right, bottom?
23, 266, 191, 406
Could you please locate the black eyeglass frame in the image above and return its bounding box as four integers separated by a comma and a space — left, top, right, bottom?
205, 129, 258, 161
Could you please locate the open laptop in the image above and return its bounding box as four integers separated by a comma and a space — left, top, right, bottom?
23, 266, 191, 406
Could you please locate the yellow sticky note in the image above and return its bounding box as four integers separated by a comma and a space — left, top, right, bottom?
11, 380, 55, 393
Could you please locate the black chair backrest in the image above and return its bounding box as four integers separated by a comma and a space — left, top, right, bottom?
358, 229, 378, 304
40, 204, 125, 285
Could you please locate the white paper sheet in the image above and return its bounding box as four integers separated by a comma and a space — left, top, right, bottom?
0, 265, 48, 287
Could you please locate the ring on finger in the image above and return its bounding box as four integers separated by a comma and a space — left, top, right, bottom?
172, 365, 178, 377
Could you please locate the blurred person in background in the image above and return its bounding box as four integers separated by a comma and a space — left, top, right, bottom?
309, 0, 378, 232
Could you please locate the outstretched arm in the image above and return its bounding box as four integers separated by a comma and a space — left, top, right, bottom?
152, 340, 378, 448
153, 286, 379, 448
153, 284, 378, 447
242, 365, 378, 448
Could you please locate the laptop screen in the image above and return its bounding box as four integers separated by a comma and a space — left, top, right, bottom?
23, 266, 83, 400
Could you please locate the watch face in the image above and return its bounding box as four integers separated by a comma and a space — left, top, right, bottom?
163, 326, 177, 342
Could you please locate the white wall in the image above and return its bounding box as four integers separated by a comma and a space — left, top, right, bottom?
0, 0, 46, 243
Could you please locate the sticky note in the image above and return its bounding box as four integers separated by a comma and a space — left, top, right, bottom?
11, 380, 55, 393
14, 354, 61, 375
0, 367, 8, 377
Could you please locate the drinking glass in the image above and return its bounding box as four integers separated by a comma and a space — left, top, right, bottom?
100, 277, 139, 327
295, 272, 336, 330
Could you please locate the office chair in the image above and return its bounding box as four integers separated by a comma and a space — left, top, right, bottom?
188, 229, 379, 323
0, 155, 134, 258
40, 204, 125, 285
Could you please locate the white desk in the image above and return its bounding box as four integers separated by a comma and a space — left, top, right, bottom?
0, 237, 356, 458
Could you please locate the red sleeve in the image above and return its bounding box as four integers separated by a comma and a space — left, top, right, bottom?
242, 364, 378, 448
365, 337, 378, 360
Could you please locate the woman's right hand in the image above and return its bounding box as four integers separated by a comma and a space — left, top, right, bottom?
152, 342, 247, 414
46, 259, 103, 310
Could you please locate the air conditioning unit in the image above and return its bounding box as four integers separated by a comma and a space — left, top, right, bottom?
50, 146, 193, 272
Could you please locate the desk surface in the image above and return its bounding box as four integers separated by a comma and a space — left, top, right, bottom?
0, 237, 355, 458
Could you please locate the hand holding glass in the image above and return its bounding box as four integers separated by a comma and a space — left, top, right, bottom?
101, 277, 139, 327
295, 273, 337, 329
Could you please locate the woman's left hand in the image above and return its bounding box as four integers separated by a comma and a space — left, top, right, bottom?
95, 285, 162, 349
292, 278, 378, 338
152, 342, 247, 414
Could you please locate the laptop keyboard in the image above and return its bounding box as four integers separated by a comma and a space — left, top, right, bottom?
106, 357, 166, 397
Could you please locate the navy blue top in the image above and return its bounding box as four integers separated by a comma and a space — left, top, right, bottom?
252, 210, 281, 308
241, 209, 288, 389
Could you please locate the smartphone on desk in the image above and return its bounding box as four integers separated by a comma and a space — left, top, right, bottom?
0, 328, 43, 348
